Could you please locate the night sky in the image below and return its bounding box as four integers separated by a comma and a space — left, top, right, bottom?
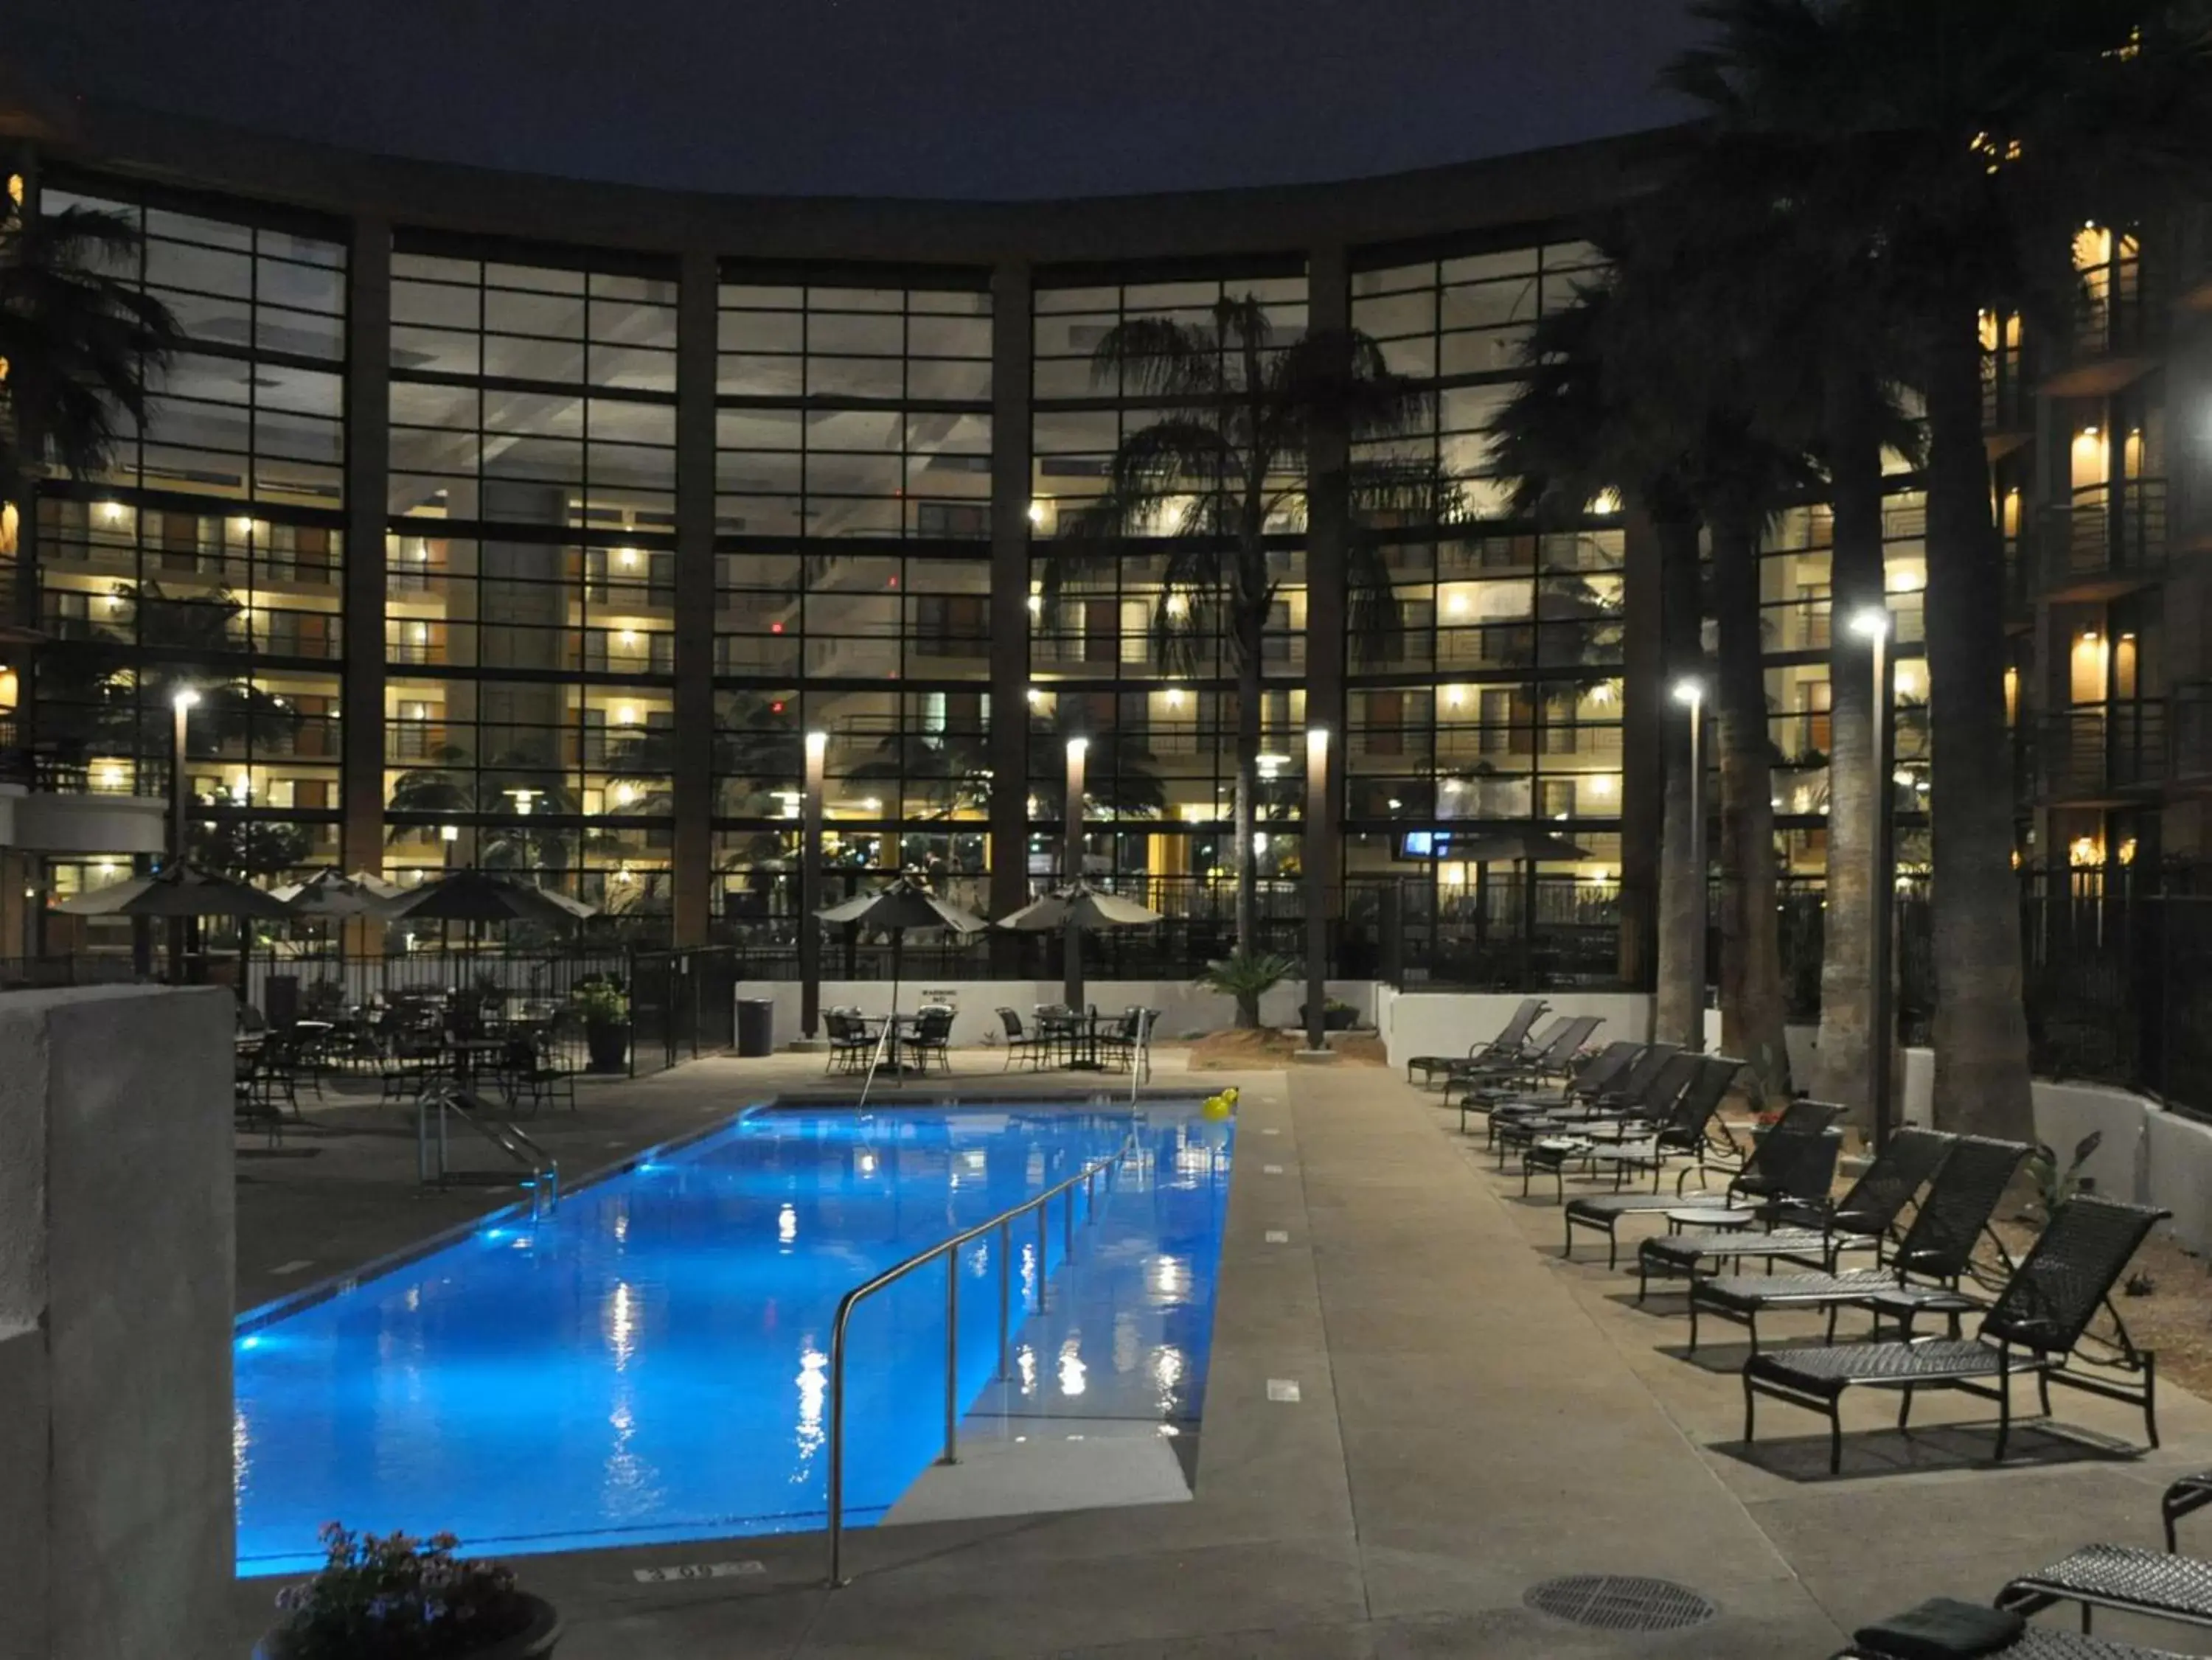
9, 0, 1703, 199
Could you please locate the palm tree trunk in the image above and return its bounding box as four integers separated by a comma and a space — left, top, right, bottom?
1232, 638, 1262, 1028
1652, 509, 1705, 1049
1712, 506, 1792, 1106
1816, 374, 1886, 1129
1922, 311, 2033, 1141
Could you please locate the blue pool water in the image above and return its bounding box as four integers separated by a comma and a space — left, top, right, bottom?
233, 1103, 1231, 1572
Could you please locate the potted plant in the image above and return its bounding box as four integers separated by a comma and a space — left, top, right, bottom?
1295, 997, 1361, 1032
255, 1523, 560, 1659
572, 979, 630, 1073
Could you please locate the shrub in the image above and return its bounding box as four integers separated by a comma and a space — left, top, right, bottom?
267, 1524, 529, 1659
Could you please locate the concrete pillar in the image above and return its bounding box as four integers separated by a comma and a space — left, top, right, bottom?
988, 262, 1034, 969
672, 248, 719, 946
0, 985, 234, 1660
1304, 245, 1349, 951
1618, 506, 1664, 988
342, 217, 392, 884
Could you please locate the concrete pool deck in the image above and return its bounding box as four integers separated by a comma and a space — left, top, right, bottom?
223, 1054, 2212, 1657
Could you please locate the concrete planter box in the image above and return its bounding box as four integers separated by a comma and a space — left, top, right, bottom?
256, 1591, 562, 1659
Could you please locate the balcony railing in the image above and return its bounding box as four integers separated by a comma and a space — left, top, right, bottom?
2029, 702, 2168, 802
2037, 479, 2166, 594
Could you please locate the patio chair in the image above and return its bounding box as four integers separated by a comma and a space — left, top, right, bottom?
497, 1032, 578, 1116
234, 1074, 284, 1148
1742, 1194, 2168, 1474
1442, 1014, 1602, 1104
1561, 1080, 1835, 1266
1637, 1126, 1957, 1303
1405, 996, 1547, 1085
996, 1007, 1048, 1070
1686, 1134, 2028, 1353
824, 1011, 872, 1075
1835, 1598, 2194, 1659
1500, 1050, 1703, 1196
2000, 1543, 2212, 1640
1096, 1008, 1146, 1073
2163, 1471, 2212, 1552
1491, 1046, 1695, 1162
907, 1008, 953, 1075
1462, 1039, 1644, 1136
1438, 1014, 1573, 1097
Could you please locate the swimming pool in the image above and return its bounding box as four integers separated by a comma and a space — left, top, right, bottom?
233, 1103, 1233, 1572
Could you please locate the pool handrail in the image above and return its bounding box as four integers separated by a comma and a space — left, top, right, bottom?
825, 1128, 1141, 1586
414, 1078, 560, 1219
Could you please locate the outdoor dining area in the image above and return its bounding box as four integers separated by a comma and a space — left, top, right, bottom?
52, 863, 611, 1144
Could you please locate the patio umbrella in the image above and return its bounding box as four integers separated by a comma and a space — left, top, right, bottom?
993, 880, 1164, 1009
1445, 828, 1589, 990
816, 876, 987, 1064
271, 866, 394, 918
58, 860, 292, 920
376, 868, 599, 927
58, 860, 293, 996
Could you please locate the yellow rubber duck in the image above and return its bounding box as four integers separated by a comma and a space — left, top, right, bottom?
1200, 1089, 1236, 1121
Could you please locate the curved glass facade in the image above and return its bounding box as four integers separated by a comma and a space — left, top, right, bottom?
2, 127, 2179, 986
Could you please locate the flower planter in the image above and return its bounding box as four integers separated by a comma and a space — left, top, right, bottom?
256, 1591, 562, 1660
585, 1018, 630, 1073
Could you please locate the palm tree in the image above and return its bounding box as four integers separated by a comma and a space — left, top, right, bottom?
1491, 269, 1709, 1048
0, 189, 182, 501
1667, 0, 2212, 1138
1062, 296, 1432, 1023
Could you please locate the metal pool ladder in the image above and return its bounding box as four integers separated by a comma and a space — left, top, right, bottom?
824, 1129, 1140, 1586
415, 1079, 560, 1220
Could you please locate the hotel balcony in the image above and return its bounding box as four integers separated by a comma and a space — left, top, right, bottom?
2026, 702, 2168, 806
2034, 480, 2166, 601
0, 719, 168, 856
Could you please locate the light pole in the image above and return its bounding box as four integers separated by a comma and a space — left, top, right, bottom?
167, 687, 200, 980
1304, 725, 1331, 1055
1850, 607, 1898, 1153
1673, 677, 1706, 1053
1063, 736, 1088, 1010
801, 729, 828, 1044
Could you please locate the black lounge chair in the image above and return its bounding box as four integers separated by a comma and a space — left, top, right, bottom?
1486, 1040, 1673, 1134
1560, 1086, 1837, 1266
2163, 1471, 2212, 1552
2000, 1543, 2212, 1639
1407, 996, 1547, 1086
1687, 1133, 2028, 1353
1442, 1014, 1601, 1103
1468, 1039, 1646, 1138
1637, 1126, 1957, 1303
1506, 1050, 1703, 1195
1742, 1194, 2168, 1474
1838, 1603, 2194, 1659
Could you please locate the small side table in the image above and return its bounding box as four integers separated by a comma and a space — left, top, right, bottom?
1522, 1136, 1593, 1203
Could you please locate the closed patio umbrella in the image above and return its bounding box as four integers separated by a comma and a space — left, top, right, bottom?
816, 876, 988, 1071
1446, 828, 1589, 991
993, 879, 1164, 1009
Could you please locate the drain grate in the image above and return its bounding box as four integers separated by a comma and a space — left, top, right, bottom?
1523, 1574, 1718, 1633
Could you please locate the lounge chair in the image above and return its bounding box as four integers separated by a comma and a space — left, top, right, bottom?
2001, 1543, 2212, 1639
1742, 1194, 2167, 1474
1406, 996, 1547, 1086
1837, 1599, 2194, 1659
1687, 1133, 2028, 1353
1503, 1050, 1703, 1190
1560, 1086, 1837, 1266
1491, 1039, 1683, 1126
1442, 1014, 1602, 1104
1458, 1039, 1645, 1136
2162, 1471, 2212, 1552
1637, 1126, 1955, 1303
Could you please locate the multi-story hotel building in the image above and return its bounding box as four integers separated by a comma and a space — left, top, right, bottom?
0, 90, 2199, 997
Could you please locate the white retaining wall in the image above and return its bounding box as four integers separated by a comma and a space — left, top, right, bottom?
1374, 988, 1655, 1071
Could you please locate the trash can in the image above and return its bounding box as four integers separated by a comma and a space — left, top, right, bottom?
737, 997, 776, 1057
